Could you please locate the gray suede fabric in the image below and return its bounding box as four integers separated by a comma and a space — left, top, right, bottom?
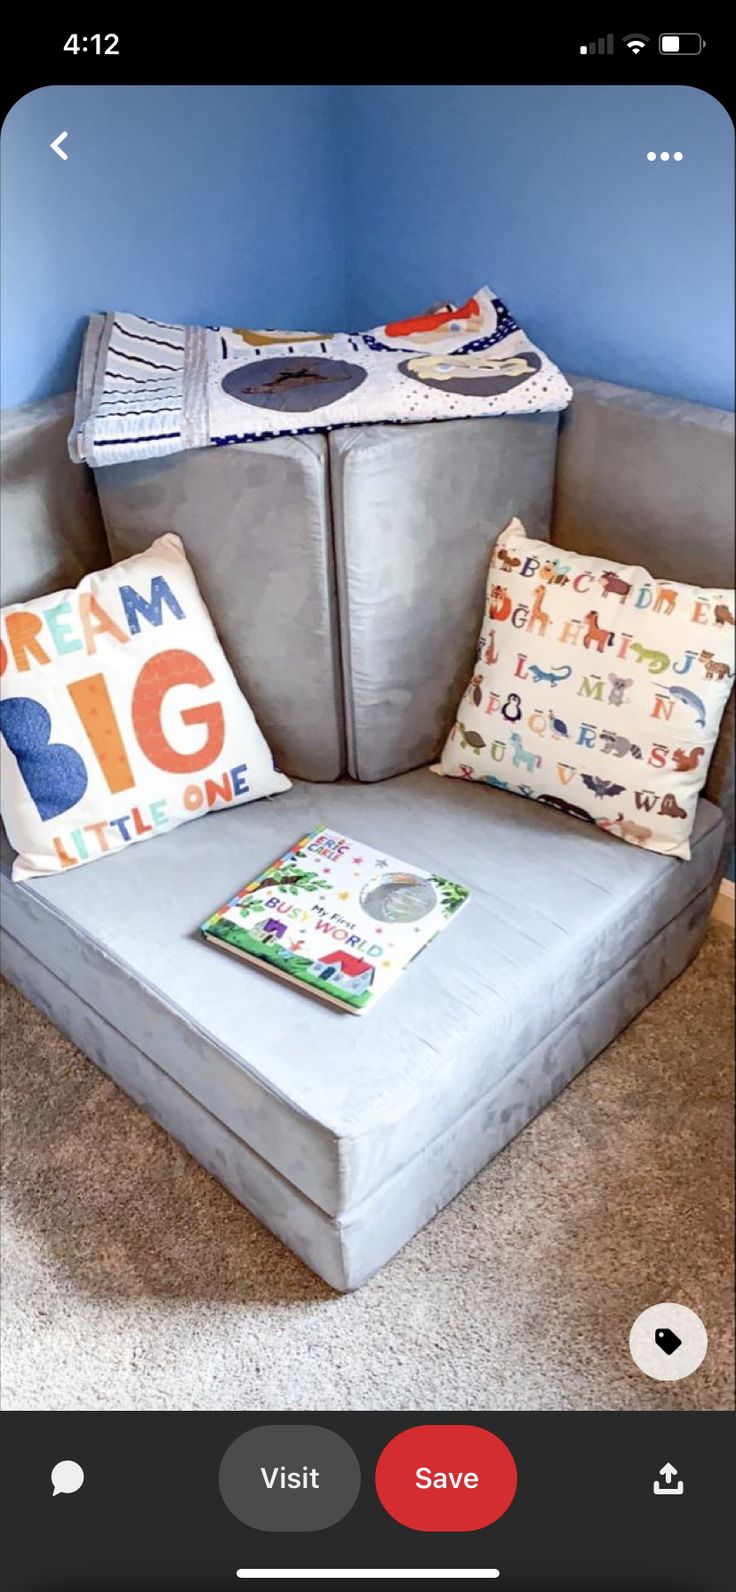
1, 771, 722, 1229
329, 415, 559, 781
0, 395, 109, 606
95, 435, 345, 783
1, 864, 717, 1291
552, 377, 735, 587
552, 376, 735, 857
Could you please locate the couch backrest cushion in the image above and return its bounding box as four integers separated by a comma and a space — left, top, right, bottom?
329, 414, 559, 782
95, 434, 345, 783
551, 377, 735, 856
1, 396, 110, 606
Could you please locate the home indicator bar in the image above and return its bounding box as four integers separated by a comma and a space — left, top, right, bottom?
235, 1573, 501, 1582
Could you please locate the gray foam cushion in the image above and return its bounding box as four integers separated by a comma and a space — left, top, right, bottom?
552, 377, 735, 856
1, 396, 109, 606
1, 770, 722, 1222
329, 415, 559, 781
95, 434, 345, 783
552, 377, 735, 588
2, 885, 711, 1292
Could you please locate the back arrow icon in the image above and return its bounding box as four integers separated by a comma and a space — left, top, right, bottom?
50, 132, 69, 161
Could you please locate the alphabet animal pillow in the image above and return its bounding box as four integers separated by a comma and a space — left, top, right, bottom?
437, 519, 735, 858
0, 534, 290, 880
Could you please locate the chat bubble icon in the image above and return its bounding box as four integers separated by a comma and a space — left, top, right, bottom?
51, 1460, 84, 1497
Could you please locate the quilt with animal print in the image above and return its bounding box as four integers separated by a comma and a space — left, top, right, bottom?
68, 287, 572, 468
437, 519, 735, 858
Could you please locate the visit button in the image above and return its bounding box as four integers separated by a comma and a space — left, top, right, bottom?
375, 1425, 517, 1532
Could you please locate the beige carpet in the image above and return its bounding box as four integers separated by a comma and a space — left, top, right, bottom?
1, 925, 733, 1412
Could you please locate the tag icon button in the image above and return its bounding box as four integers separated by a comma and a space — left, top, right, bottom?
655, 1326, 682, 1356
629, 1303, 707, 1381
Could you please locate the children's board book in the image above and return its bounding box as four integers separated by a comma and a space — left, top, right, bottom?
201, 827, 470, 1015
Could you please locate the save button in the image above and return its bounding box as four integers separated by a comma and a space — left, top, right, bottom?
375, 1425, 517, 1532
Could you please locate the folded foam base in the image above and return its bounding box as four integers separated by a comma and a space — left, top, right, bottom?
1, 872, 716, 1290
1, 773, 722, 1220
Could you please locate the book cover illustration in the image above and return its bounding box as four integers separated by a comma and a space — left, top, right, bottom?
201, 827, 470, 1014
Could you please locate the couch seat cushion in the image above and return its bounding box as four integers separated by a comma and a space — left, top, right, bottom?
1, 770, 722, 1217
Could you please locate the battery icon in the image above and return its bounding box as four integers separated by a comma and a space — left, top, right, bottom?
659, 33, 704, 53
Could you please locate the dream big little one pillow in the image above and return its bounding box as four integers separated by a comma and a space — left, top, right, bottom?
0, 534, 290, 879
437, 519, 735, 858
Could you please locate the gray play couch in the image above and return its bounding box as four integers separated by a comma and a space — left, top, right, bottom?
1, 381, 733, 1290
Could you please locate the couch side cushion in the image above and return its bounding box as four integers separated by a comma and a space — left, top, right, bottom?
551, 377, 735, 853
95, 435, 344, 783
1, 768, 722, 1220
551, 378, 735, 587
329, 415, 559, 782
1, 395, 109, 606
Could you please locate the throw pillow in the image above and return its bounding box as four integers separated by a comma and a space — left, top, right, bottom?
0, 534, 290, 880
437, 519, 735, 858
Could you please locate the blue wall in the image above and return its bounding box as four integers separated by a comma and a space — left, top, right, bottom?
0, 84, 346, 408
1, 82, 733, 411
341, 84, 734, 411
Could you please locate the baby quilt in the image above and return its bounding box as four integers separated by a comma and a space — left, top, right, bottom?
68, 287, 572, 468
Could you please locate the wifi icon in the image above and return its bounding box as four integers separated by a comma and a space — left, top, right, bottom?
623, 33, 650, 53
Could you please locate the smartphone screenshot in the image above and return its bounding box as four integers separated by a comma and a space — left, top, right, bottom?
1, 29, 733, 1591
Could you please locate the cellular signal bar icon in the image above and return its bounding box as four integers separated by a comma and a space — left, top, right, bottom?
580, 34, 614, 54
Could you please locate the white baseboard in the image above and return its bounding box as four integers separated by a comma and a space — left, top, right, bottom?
711, 878, 735, 930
